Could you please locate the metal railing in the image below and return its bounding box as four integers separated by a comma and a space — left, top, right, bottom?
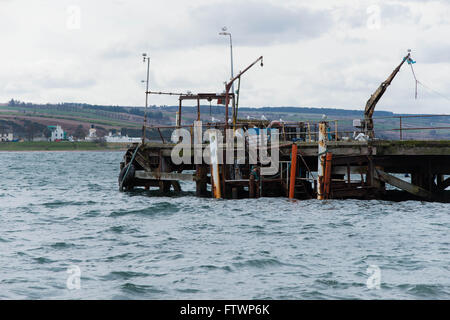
142, 114, 450, 144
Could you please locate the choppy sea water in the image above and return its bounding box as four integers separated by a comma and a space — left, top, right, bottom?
0, 151, 449, 300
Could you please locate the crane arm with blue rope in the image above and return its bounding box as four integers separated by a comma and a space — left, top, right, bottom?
363, 50, 415, 138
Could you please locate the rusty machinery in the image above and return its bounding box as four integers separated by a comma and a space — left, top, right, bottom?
357, 50, 415, 139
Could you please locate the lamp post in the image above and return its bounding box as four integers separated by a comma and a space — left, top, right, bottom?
219, 27, 235, 95
142, 53, 150, 144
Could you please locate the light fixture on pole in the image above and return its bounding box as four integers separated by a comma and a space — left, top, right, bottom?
219, 26, 235, 96
142, 53, 150, 144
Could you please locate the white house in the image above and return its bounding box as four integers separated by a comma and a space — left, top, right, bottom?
0, 133, 14, 142
105, 131, 141, 143
48, 125, 66, 141
85, 127, 97, 141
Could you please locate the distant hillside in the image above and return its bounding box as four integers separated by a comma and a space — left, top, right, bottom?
1, 99, 449, 141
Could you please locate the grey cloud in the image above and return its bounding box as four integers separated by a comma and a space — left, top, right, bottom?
420, 44, 450, 63
149, 1, 333, 49
100, 46, 134, 60
336, 2, 415, 29
381, 3, 418, 24
38, 75, 96, 89
193, 1, 332, 45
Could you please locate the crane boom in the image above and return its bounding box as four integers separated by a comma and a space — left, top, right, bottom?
363, 53, 411, 138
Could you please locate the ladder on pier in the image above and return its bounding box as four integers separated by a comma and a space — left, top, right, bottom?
291, 180, 311, 199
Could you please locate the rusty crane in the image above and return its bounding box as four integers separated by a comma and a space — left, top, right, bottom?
362, 51, 414, 138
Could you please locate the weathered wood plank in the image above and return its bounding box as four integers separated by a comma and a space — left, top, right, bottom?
135, 170, 195, 181
374, 169, 435, 200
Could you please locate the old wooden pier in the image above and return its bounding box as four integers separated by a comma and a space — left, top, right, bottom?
118, 54, 450, 202
119, 126, 450, 202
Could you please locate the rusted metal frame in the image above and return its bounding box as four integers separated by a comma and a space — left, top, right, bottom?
390, 126, 450, 131
224, 56, 263, 129
296, 146, 315, 180
219, 56, 263, 194
179, 93, 229, 101
144, 124, 226, 130
323, 153, 333, 199
373, 114, 450, 120
364, 53, 410, 137
134, 151, 152, 172
157, 128, 165, 144
147, 91, 183, 96
234, 76, 241, 128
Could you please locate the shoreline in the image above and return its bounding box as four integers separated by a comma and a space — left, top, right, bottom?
0, 141, 131, 152
0, 149, 126, 152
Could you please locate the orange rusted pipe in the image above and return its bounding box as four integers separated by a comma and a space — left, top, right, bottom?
289, 144, 298, 199
323, 152, 333, 199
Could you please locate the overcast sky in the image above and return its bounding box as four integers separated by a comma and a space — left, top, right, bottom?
1, 0, 450, 113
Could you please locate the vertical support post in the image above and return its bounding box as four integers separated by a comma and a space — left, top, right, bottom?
289, 143, 298, 199
399, 116, 403, 141
225, 88, 229, 130
142, 55, 150, 144
323, 152, 333, 199
249, 174, 255, 198
209, 130, 221, 198
317, 121, 327, 200
159, 181, 170, 194
234, 77, 241, 129
335, 120, 338, 141
232, 187, 238, 199
314, 123, 318, 142
197, 98, 200, 121
172, 181, 182, 192
347, 162, 351, 186
437, 174, 444, 190
307, 122, 311, 142
231, 94, 236, 129
177, 98, 182, 128
196, 165, 208, 197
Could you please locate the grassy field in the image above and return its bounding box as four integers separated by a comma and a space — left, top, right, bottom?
0, 141, 130, 151
0, 110, 141, 128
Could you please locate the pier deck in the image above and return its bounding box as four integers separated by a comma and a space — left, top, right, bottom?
119, 138, 450, 202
